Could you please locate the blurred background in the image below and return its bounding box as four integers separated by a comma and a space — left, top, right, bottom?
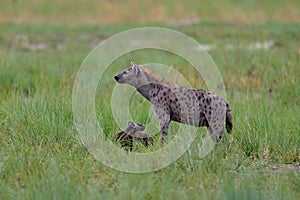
1, 0, 299, 24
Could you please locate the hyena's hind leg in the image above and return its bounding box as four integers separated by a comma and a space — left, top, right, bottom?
207, 125, 224, 142
205, 108, 226, 142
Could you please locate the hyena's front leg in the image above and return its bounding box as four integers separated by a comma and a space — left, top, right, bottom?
159, 116, 170, 144
154, 106, 170, 144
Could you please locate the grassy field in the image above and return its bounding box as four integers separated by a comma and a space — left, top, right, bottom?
1, 0, 300, 24
0, 1, 300, 199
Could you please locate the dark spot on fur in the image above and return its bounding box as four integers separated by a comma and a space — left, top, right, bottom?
206, 98, 211, 104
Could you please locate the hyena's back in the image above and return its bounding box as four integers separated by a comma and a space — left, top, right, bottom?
149, 84, 231, 130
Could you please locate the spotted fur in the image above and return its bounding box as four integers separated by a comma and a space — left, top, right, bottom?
116, 121, 153, 151
114, 62, 233, 143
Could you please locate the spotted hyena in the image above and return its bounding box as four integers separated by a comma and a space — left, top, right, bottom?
114, 62, 233, 143
116, 121, 153, 151
132, 131, 154, 147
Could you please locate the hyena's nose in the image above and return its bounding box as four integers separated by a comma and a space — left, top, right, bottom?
114, 75, 120, 81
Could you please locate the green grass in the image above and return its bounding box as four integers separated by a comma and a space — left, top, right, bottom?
0, 17, 300, 200
1, 0, 300, 24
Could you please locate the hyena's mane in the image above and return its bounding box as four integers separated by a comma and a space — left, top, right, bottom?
138, 65, 177, 87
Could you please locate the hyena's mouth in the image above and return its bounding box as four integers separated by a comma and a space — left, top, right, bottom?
114, 75, 125, 83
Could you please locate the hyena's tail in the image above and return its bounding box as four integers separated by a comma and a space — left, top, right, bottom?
225, 103, 233, 133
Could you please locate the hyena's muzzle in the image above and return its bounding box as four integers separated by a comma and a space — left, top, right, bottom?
114, 71, 129, 84
114, 74, 121, 82
114, 70, 129, 83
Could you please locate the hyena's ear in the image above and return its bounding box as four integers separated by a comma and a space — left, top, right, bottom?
128, 121, 134, 127
133, 65, 140, 76
130, 61, 140, 75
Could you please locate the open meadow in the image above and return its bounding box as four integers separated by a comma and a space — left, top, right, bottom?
0, 0, 299, 199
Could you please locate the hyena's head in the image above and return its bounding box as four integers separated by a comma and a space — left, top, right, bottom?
128, 121, 145, 132
114, 61, 144, 87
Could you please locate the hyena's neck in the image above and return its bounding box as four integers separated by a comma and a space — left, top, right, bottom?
136, 70, 160, 87
135, 70, 161, 101
136, 84, 152, 101
124, 126, 134, 134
